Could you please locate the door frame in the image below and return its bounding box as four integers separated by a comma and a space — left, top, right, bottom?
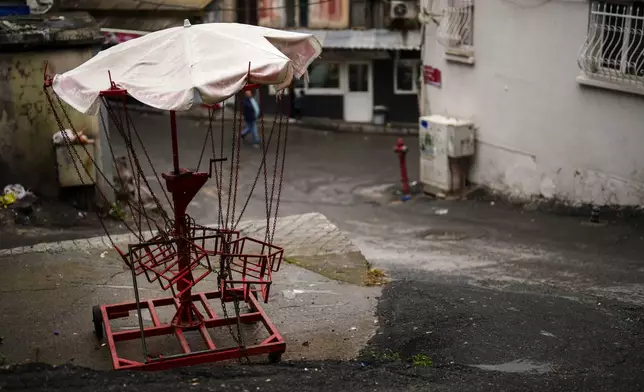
343, 60, 373, 123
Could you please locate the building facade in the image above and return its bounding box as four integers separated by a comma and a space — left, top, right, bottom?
259, 0, 422, 124
421, 0, 644, 206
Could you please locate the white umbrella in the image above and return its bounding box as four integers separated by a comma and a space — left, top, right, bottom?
52, 21, 322, 115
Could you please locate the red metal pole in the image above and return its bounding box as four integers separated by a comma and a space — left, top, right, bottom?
168, 110, 197, 326
170, 111, 180, 175
395, 138, 410, 196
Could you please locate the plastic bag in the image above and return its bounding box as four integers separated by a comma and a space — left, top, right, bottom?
52, 129, 76, 145
3, 184, 27, 200
1, 192, 16, 208
52, 129, 91, 145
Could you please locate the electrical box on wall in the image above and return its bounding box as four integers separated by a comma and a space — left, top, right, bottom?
419, 115, 475, 196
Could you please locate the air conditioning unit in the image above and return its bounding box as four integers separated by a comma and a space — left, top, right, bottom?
419, 115, 475, 196
27, 0, 53, 14
390, 1, 418, 20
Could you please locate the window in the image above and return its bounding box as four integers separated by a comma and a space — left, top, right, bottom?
371, 1, 385, 29
577, 1, 644, 93
268, 62, 342, 95
351, 0, 368, 28
285, 0, 296, 27
307, 62, 341, 89
350, 0, 385, 29
394, 60, 419, 94
436, 0, 475, 64
299, 0, 308, 27
348, 63, 369, 92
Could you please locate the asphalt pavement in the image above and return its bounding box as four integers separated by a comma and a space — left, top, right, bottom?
2, 111, 644, 391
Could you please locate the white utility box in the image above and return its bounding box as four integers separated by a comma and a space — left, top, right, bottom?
55, 142, 97, 187
419, 115, 475, 195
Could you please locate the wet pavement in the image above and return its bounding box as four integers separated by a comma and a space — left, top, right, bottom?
0, 246, 380, 368
2, 111, 644, 391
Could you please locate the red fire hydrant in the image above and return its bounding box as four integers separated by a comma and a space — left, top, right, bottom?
394, 138, 411, 200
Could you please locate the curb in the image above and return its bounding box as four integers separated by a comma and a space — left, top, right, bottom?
124, 104, 419, 137
0, 212, 358, 257
0, 230, 158, 257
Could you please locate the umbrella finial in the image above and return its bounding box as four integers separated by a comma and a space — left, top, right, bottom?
184, 19, 191, 27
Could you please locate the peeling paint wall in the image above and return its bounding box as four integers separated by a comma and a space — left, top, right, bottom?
258, 0, 348, 29
258, 0, 292, 28
0, 49, 99, 198
422, 0, 644, 206
308, 0, 348, 29
213, 0, 237, 23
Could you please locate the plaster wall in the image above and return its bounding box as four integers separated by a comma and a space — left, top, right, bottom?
422, 0, 644, 206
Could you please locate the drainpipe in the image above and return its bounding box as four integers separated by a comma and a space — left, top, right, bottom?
418, 20, 427, 117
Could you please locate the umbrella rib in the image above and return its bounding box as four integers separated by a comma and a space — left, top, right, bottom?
182, 24, 197, 93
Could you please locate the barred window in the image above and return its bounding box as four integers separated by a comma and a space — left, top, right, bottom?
578, 1, 644, 86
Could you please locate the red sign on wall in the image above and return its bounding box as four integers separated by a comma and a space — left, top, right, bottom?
423, 66, 442, 87
103, 31, 145, 46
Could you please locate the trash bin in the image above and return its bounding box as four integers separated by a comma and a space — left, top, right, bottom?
373, 105, 388, 125
53, 129, 97, 187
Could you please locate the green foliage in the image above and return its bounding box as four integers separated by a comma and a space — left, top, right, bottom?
108, 202, 127, 220
362, 348, 401, 362
412, 354, 433, 367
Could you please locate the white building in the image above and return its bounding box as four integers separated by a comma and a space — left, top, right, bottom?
420, 0, 644, 206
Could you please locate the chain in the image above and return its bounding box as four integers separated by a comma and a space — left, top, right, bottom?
233, 112, 280, 229
54, 114, 152, 232
218, 100, 226, 228
217, 94, 250, 364
99, 106, 150, 235
221, 92, 290, 362
123, 102, 146, 238
104, 97, 173, 222
109, 99, 174, 222
266, 96, 284, 243
260, 96, 271, 243
52, 93, 167, 231
196, 107, 216, 171
218, 242, 251, 364
44, 88, 123, 247
103, 98, 171, 232
224, 95, 238, 230
270, 96, 290, 245
103, 102, 147, 236
230, 96, 243, 229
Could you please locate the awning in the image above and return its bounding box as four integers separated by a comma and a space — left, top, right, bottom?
59, 0, 212, 11
294, 29, 421, 51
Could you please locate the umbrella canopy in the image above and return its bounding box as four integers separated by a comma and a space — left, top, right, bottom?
52, 21, 322, 115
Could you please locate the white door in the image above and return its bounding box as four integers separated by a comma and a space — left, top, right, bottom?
344, 62, 373, 123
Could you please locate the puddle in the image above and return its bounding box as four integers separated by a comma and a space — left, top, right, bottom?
420, 229, 468, 241
282, 288, 337, 299
471, 359, 551, 374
